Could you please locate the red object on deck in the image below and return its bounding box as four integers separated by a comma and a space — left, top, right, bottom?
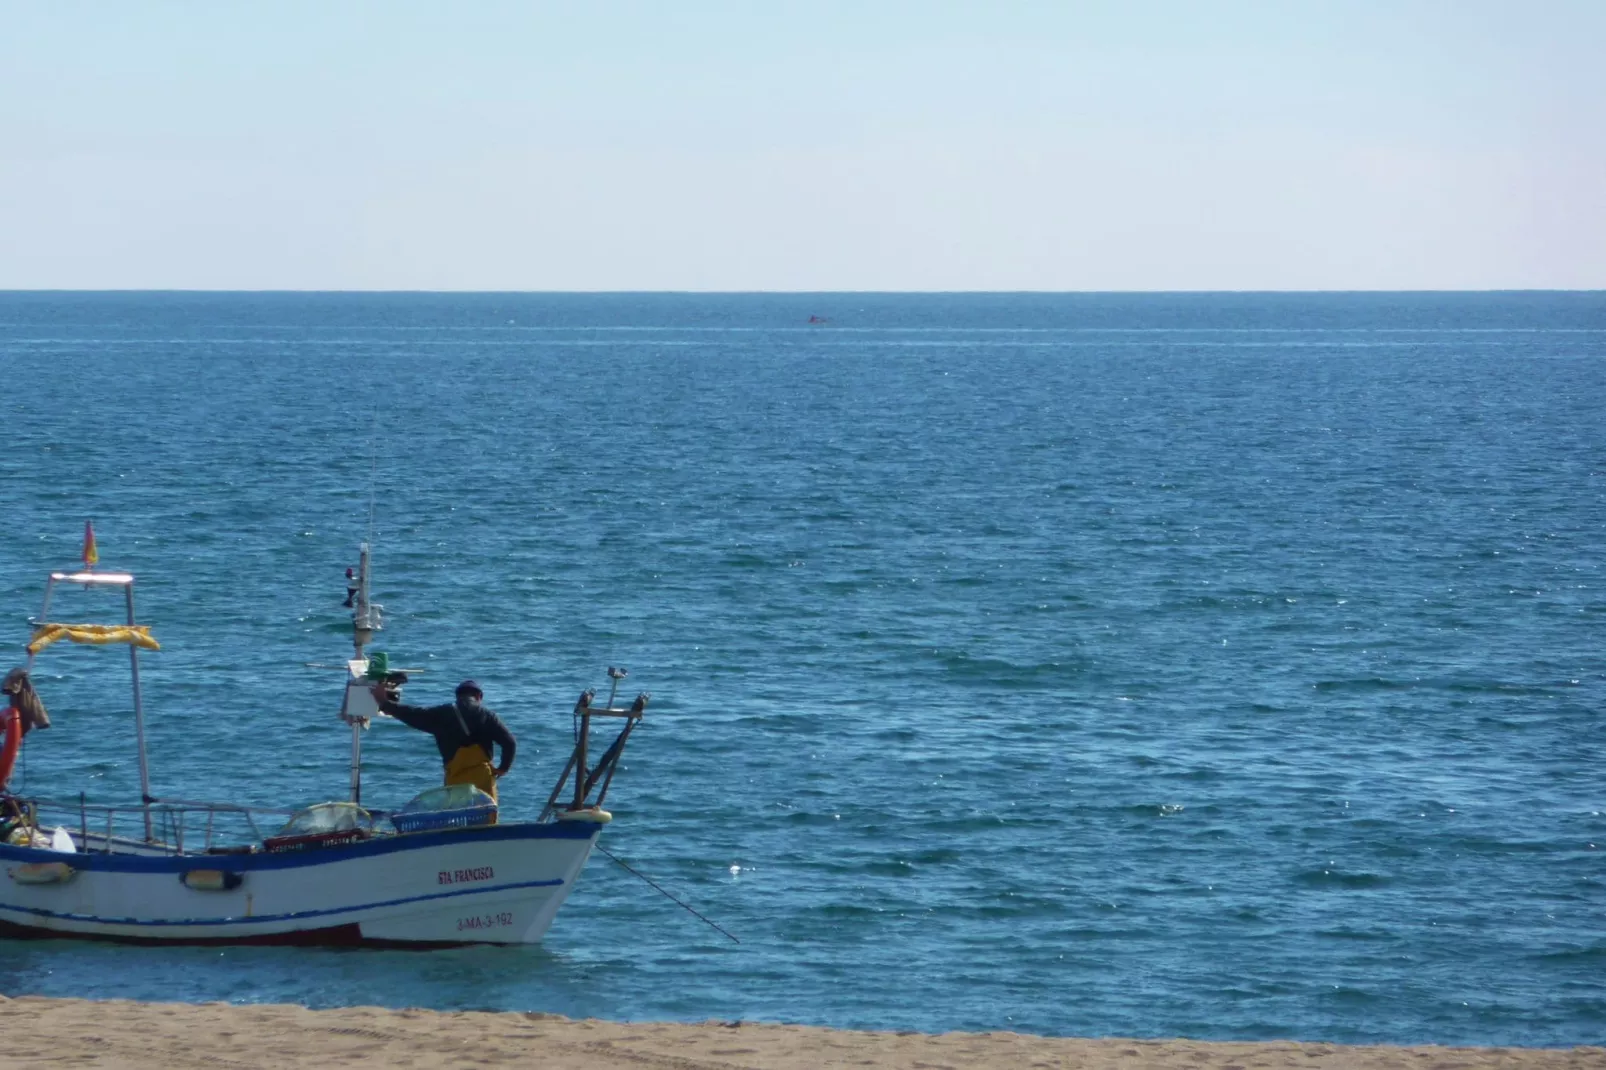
0, 707, 20, 788
261, 828, 371, 853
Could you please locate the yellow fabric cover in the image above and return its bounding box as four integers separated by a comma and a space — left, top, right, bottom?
27, 624, 160, 655
444, 743, 498, 808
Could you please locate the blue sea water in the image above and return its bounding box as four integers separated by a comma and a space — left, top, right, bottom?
0, 291, 1602, 1047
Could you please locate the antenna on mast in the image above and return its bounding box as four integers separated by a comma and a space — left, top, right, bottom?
350, 543, 382, 659
338, 543, 387, 805
337, 444, 388, 805
365, 432, 379, 547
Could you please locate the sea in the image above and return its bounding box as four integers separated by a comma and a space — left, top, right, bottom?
0, 291, 1602, 1047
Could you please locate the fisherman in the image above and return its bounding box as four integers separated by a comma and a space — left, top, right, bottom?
370, 679, 516, 803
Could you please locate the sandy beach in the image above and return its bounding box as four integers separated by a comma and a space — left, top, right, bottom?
0, 997, 1598, 1070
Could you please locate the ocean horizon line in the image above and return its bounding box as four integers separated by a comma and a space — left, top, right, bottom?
2, 287, 1603, 297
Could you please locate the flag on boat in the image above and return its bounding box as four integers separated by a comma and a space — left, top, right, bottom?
83, 520, 98, 567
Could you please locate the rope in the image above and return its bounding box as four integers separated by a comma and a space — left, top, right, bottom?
595, 844, 740, 944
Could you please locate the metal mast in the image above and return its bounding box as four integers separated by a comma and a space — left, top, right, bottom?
345, 543, 381, 803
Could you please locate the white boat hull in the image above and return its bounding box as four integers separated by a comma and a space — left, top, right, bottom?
0, 821, 601, 946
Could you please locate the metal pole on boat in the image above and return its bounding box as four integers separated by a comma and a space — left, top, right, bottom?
349, 543, 375, 804
126, 582, 154, 841
353, 543, 374, 659
573, 703, 589, 811
28, 576, 58, 674
350, 719, 363, 803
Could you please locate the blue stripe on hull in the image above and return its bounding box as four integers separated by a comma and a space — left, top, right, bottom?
0, 877, 563, 929
0, 819, 597, 874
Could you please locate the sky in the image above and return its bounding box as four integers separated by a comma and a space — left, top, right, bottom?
1, 1, 1603, 291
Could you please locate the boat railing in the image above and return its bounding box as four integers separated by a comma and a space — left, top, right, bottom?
10, 795, 295, 857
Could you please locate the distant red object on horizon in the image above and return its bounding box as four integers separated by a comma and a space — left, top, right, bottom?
808, 315, 828, 324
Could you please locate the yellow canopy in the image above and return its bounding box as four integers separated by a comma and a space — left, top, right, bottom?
27, 623, 160, 656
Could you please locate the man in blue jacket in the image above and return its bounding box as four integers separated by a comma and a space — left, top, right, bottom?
371, 679, 516, 803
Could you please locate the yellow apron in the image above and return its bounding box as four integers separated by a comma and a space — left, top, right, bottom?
444, 743, 498, 808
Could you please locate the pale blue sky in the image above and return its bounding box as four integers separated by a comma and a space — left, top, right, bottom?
2, 1, 1601, 290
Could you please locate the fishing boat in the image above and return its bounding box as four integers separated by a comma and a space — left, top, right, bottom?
0, 531, 646, 946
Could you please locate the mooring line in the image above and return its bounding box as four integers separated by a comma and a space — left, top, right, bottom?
596, 844, 740, 944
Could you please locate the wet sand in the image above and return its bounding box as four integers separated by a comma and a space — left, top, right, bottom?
0, 996, 1599, 1070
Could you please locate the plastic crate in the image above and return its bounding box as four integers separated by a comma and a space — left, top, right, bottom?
390, 804, 497, 834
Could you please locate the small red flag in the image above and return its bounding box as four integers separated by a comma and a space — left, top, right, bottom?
83, 521, 98, 567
